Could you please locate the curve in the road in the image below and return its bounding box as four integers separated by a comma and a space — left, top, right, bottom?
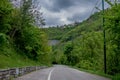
15, 65, 111, 80
48, 68, 54, 80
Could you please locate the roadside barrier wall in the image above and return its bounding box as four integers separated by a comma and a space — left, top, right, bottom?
0, 66, 47, 80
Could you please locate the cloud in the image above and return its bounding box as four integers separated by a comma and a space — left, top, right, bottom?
51, 0, 74, 12
37, 0, 109, 27
11, 0, 109, 27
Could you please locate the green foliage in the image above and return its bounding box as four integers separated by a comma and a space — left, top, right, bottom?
49, 12, 104, 71
47, 12, 102, 69
76, 60, 93, 70
49, 4, 120, 76
0, 0, 52, 68
0, 33, 8, 47
105, 4, 120, 75
52, 49, 64, 64
0, 44, 41, 69
112, 74, 120, 80
1, 0, 120, 78
43, 26, 75, 40
17, 27, 46, 60
64, 42, 73, 55
61, 12, 102, 42
71, 32, 103, 70
0, 0, 13, 33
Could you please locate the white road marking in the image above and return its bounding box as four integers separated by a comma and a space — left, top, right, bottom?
48, 68, 54, 80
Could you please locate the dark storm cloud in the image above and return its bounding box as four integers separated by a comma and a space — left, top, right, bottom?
68, 12, 90, 22
42, 0, 98, 12
51, 0, 74, 12
37, 0, 109, 27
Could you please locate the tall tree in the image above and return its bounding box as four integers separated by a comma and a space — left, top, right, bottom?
105, 3, 120, 74
0, 0, 13, 34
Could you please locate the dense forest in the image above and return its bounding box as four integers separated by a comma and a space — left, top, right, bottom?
0, 0, 120, 79
43, 26, 75, 40
0, 0, 52, 68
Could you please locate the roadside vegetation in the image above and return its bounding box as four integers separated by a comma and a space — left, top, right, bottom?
0, 0, 120, 80
45, 2, 120, 80
43, 26, 75, 40
0, 0, 52, 68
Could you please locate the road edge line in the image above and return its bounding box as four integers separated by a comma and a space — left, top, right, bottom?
48, 68, 54, 80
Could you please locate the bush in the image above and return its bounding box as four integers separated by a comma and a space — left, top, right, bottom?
0, 33, 8, 47
112, 74, 120, 80
76, 60, 93, 70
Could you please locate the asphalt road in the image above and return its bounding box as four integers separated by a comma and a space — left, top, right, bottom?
15, 65, 110, 80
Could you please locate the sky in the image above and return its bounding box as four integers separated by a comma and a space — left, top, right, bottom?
12, 0, 110, 27
37, 0, 110, 27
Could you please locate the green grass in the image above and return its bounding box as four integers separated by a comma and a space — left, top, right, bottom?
112, 74, 120, 80
0, 34, 52, 69
0, 54, 41, 69
0, 44, 42, 69
72, 66, 120, 80
71, 66, 113, 79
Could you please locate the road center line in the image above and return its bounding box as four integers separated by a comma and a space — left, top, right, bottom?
48, 68, 54, 80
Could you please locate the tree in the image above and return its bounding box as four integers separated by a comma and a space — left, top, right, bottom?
0, 0, 13, 34
105, 4, 120, 74
0, 0, 52, 66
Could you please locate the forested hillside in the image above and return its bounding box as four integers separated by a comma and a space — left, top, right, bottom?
50, 11, 104, 70
0, 0, 52, 68
43, 25, 75, 40
48, 3, 120, 77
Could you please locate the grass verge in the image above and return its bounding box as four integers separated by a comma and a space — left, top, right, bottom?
70, 66, 113, 79
72, 66, 120, 80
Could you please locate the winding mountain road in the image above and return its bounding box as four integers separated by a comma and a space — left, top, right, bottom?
15, 65, 110, 80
